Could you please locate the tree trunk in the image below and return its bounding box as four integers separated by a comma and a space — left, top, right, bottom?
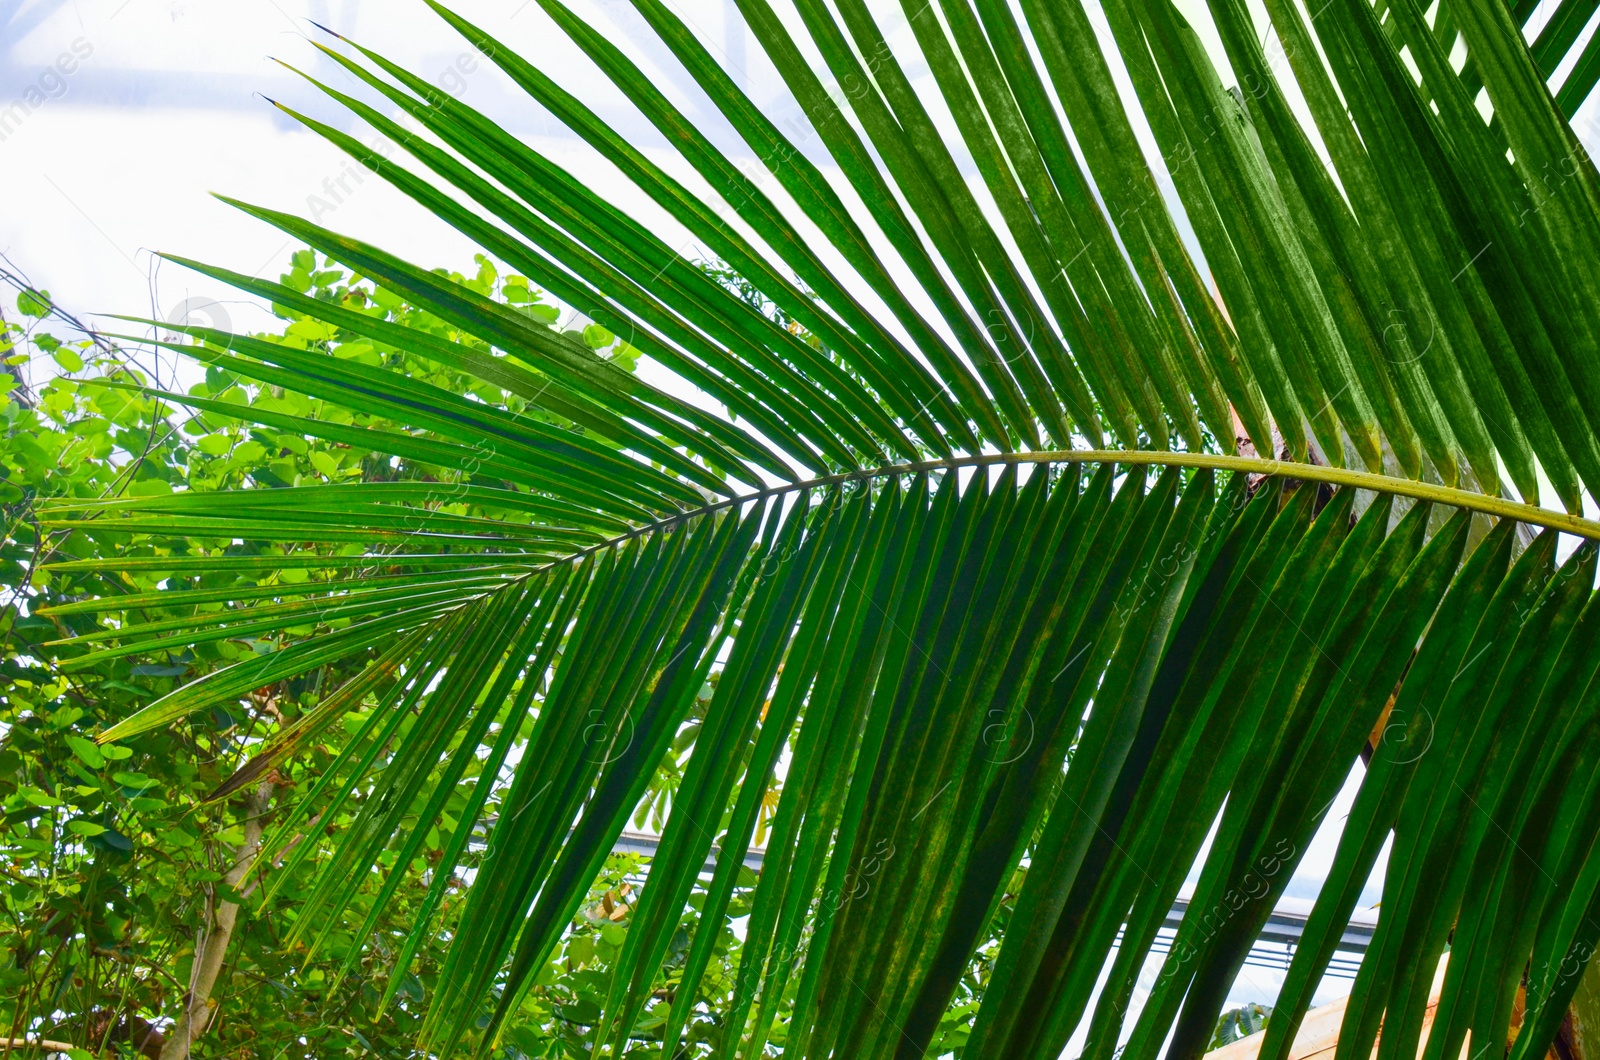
158, 781, 271, 1060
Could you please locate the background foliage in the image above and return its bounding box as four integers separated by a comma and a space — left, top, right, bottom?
0, 261, 709, 1058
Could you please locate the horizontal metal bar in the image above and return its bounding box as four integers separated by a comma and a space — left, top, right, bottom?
610, 831, 1375, 975
612, 830, 764, 872
1165, 895, 1377, 956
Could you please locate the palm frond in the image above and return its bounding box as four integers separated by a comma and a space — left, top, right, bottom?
43, 0, 1600, 1055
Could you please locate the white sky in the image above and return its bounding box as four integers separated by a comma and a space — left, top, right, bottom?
2, 1, 744, 336
6, 1, 1597, 347
6, 0, 1600, 1044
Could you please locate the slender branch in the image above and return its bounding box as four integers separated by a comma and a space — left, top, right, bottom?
91, 948, 186, 991
0, 1041, 79, 1054
157, 782, 273, 1060
542, 450, 1600, 572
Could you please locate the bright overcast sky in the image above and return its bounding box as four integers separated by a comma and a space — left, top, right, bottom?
5, 1, 1596, 336
2, 0, 779, 337
6, 0, 1600, 1034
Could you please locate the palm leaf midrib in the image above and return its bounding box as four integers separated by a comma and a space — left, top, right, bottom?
550, 450, 1600, 570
